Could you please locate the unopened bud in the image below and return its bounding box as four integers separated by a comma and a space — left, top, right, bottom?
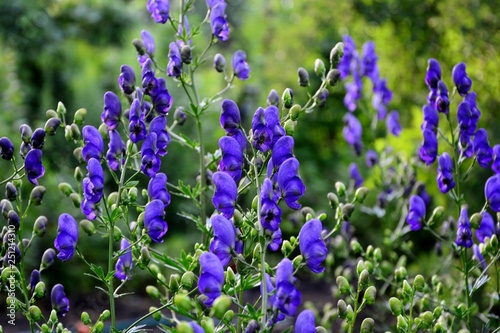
470, 213, 482, 229
201, 317, 215, 333
211, 295, 232, 319
419, 311, 433, 329
413, 274, 425, 292
174, 107, 187, 126
181, 45, 192, 64
5, 182, 18, 201
267, 89, 280, 107
360, 318, 374, 333
337, 299, 348, 318
69, 193, 81, 208
74, 166, 84, 182
81, 312, 91, 325
280, 241, 292, 257
314, 59, 326, 77
389, 297, 403, 316
359, 270, 369, 289
330, 42, 344, 68
44, 118, 61, 136
292, 255, 303, 268
354, 187, 369, 203
177, 322, 193, 333
282, 88, 294, 109
146, 285, 160, 299
298, 67, 309, 87
80, 220, 95, 236
33, 216, 48, 237
342, 203, 355, 220
181, 271, 195, 288
58, 182, 74, 197
336, 276, 351, 294
73, 108, 87, 125
41, 249, 56, 270
364, 286, 376, 305
284, 119, 296, 136
93, 321, 104, 333
335, 182, 346, 197
57, 101, 67, 117
20, 124, 33, 143
7, 210, 20, 230
350, 239, 363, 254
99, 310, 110, 322
30, 186, 46, 205
327, 192, 339, 209
397, 315, 408, 330
213, 54, 226, 73
169, 274, 181, 291
140, 247, 151, 265
289, 104, 301, 121
326, 69, 341, 86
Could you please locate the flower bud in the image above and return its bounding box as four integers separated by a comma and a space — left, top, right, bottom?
282, 88, 294, 109
335, 182, 346, 197
433, 322, 446, 333
93, 321, 104, 333
389, 297, 403, 316
292, 255, 303, 268
98, 123, 109, 139
33, 216, 48, 237
169, 274, 181, 291
225, 266, 236, 285
419, 311, 433, 329
326, 69, 341, 86
327, 192, 339, 210
337, 299, 348, 318
223, 309, 235, 323
490, 234, 498, 250
41, 324, 51, 333
201, 317, 215, 333
470, 212, 482, 229
358, 269, 369, 289
81, 311, 91, 325
33, 282, 45, 299
140, 247, 151, 265
267, 89, 280, 107
354, 187, 369, 203
314, 59, 326, 77
330, 42, 344, 67
397, 315, 408, 331
73, 108, 87, 125
360, 318, 374, 333
45, 118, 61, 136
177, 322, 193, 333
57, 101, 67, 117
58, 182, 74, 197
41, 248, 56, 270
132, 38, 146, 55
5, 182, 17, 201
8, 210, 20, 230
284, 119, 296, 136
211, 295, 232, 319
289, 104, 302, 121
298, 67, 309, 87
395, 266, 407, 282
20, 124, 33, 143
181, 45, 192, 64
342, 203, 355, 220
280, 241, 291, 257
350, 239, 363, 254
402, 280, 412, 299
336, 276, 351, 294
433, 306, 442, 319
214, 54, 226, 73
74, 167, 84, 183
363, 286, 376, 305
2, 200, 14, 219
99, 310, 111, 321
174, 107, 187, 125
174, 292, 192, 313
45, 109, 58, 118
80, 219, 96, 236
413, 274, 425, 292
30, 186, 46, 205
69, 193, 81, 208
28, 305, 42, 322
146, 285, 160, 299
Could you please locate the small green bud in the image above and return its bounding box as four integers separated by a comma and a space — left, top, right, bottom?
5, 182, 18, 201
213, 54, 226, 73
435, 282, 443, 295
107, 192, 119, 206
360, 318, 374, 333
74, 166, 84, 182
364, 260, 374, 274
314, 59, 326, 77
128, 187, 138, 202
113, 226, 122, 242
45, 118, 61, 136
364, 286, 376, 305
254, 243, 263, 259
98, 123, 109, 139
282, 88, 294, 108
284, 119, 296, 136
58, 182, 74, 197
33, 216, 48, 237
290, 104, 301, 121
433, 322, 446, 333
49, 309, 58, 324
169, 274, 181, 291
41, 249, 56, 270
80, 219, 95, 236
327, 192, 339, 209
140, 247, 151, 265
69, 123, 80, 141
149, 307, 161, 322
252, 195, 259, 210
279, 240, 292, 257
359, 269, 369, 289
429, 206, 445, 225
174, 293, 192, 312
81, 311, 91, 325
298, 67, 309, 87
354, 187, 369, 203
389, 297, 403, 316
342, 203, 355, 220
146, 285, 161, 299
420, 311, 434, 329
330, 42, 344, 67
413, 274, 425, 292
177, 322, 193, 333
356, 260, 366, 276
73, 108, 87, 125
201, 317, 215, 333
222, 309, 235, 323
293, 255, 303, 268
337, 299, 348, 318
403, 280, 413, 299
92, 321, 104, 333
336, 276, 351, 294
433, 306, 443, 319
490, 234, 498, 249
397, 315, 408, 330
99, 310, 111, 321
226, 267, 236, 285
181, 45, 192, 64
350, 239, 363, 254
470, 212, 482, 229
233, 209, 243, 227
57, 101, 67, 117
69, 193, 81, 209
373, 247, 382, 262
30, 186, 46, 205
181, 271, 195, 288
395, 266, 407, 282
326, 69, 341, 86
335, 182, 346, 197
41, 324, 51, 333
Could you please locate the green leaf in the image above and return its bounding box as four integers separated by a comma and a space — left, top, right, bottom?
89, 264, 106, 281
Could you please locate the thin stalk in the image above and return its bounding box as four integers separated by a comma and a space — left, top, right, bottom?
107, 224, 116, 330
195, 116, 207, 244
461, 249, 472, 331
348, 287, 360, 333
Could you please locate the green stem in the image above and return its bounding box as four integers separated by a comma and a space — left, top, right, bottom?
461, 249, 472, 331
108, 224, 116, 330
195, 116, 207, 244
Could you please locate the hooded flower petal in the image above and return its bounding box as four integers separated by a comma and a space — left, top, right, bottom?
425, 58, 441, 89
419, 128, 438, 165
436, 152, 455, 193
106, 130, 125, 171
54, 213, 78, 261
82, 126, 104, 161
232, 50, 250, 80
220, 99, 241, 134
212, 171, 237, 218
386, 110, 401, 136
452, 62, 472, 96
272, 136, 295, 169
260, 178, 282, 232
406, 195, 426, 231
101, 91, 122, 130
209, 214, 236, 267
147, 0, 170, 24
141, 133, 161, 178
148, 173, 171, 208
83, 158, 104, 203
277, 158, 305, 210
25, 149, 45, 185
343, 113, 362, 155
210, 2, 230, 41
128, 99, 147, 143
115, 238, 133, 281
51, 284, 70, 317
0, 137, 14, 160
144, 199, 168, 242
167, 42, 182, 77
295, 309, 316, 333
456, 207, 472, 248
274, 258, 301, 316
218, 136, 244, 182
118, 65, 136, 95
473, 128, 493, 168
476, 212, 495, 243
149, 115, 171, 156
198, 252, 224, 306
299, 219, 327, 274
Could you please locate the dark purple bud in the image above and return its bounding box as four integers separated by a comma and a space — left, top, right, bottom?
45, 118, 61, 136
214, 53, 226, 73
29, 269, 41, 292
115, 238, 133, 281
151, 77, 173, 114
316, 89, 329, 108
349, 163, 363, 188
144, 200, 168, 242
82, 126, 104, 161
148, 173, 170, 208
386, 110, 401, 136
210, 2, 230, 41
421, 104, 439, 133
118, 65, 136, 95
435, 80, 449, 114
8, 210, 20, 230
141, 58, 157, 94
33, 215, 48, 237
20, 142, 31, 158
167, 42, 182, 78
275, 258, 301, 316
82, 158, 104, 203
174, 107, 187, 125
220, 100, 241, 134
277, 157, 305, 210
212, 171, 237, 219
180, 45, 192, 64
476, 212, 495, 243
365, 149, 378, 168
342, 113, 362, 155
51, 284, 70, 317
31, 128, 46, 149
198, 252, 224, 307
218, 136, 244, 182
406, 195, 426, 231
473, 128, 493, 168
415, 183, 431, 207
267, 89, 280, 107
25, 149, 45, 185
0, 137, 14, 160
297, 67, 309, 87
209, 214, 237, 267
452, 62, 472, 96
232, 50, 250, 80
455, 207, 472, 248
425, 58, 441, 89
419, 128, 438, 165
260, 178, 282, 232
128, 99, 147, 143
361, 41, 379, 81
5, 182, 17, 201
141, 133, 161, 178
54, 213, 79, 261
299, 219, 327, 274
101, 91, 122, 130
457, 94, 481, 139
41, 248, 56, 270
147, 0, 170, 23
295, 309, 316, 333
149, 116, 171, 156
436, 153, 455, 193
20, 124, 33, 143
106, 130, 125, 171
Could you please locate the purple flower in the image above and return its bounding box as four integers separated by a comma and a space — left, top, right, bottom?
198, 252, 224, 307
419, 128, 438, 165
476, 212, 495, 243
299, 219, 327, 274
436, 153, 455, 193
435, 80, 449, 114
421, 104, 439, 133
406, 195, 426, 231
229, 128, 247, 152
115, 239, 133, 281
0, 137, 14, 160
30, 269, 41, 292
218, 136, 244, 182
141, 30, 155, 58
167, 42, 182, 77
361, 41, 379, 81
277, 157, 305, 210
425, 58, 441, 89
212, 171, 237, 219
366, 149, 378, 168
151, 77, 173, 114
209, 214, 237, 266
457, 93, 481, 138
295, 309, 316, 333
54, 213, 78, 261
338, 35, 358, 79
485, 174, 500, 212
252, 106, 284, 153
149, 115, 171, 156
51, 284, 70, 317
118, 65, 136, 95
472, 244, 486, 270
82, 126, 104, 161
83, 158, 104, 203
148, 173, 170, 208
128, 99, 147, 143
232, 50, 250, 80
492, 145, 500, 173
372, 78, 392, 119
209, 1, 230, 41
81, 198, 98, 221
141, 133, 161, 178
342, 113, 363, 155
260, 178, 282, 232
190, 322, 204, 333
349, 163, 363, 188
146, 0, 170, 24
144, 200, 168, 242
220, 99, 241, 134
267, 89, 280, 107
452, 62, 472, 96
473, 128, 493, 168
31, 128, 46, 149
269, 229, 282, 252
344, 77, 362, 112
274, 258, 301, 316
101, 91, 122, 130
106, 130, 125, 171
141, 58, 157, 94
272, 136, 295, 169
25, 149, 45, 185
415, 183, 432, 207
456, 207, 472, 248
386, 110, 401, 136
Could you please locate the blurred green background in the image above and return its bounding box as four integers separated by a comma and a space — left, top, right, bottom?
1, 0, 499, 321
